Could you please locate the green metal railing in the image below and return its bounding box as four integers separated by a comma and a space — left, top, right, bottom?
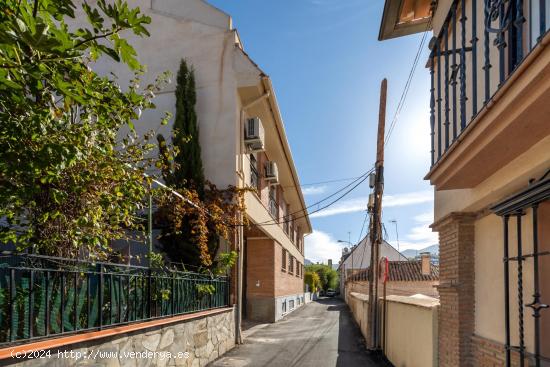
0, 254, 229, 346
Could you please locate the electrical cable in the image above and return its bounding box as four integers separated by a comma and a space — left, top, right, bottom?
250, 170, 373, 228
384, 19, 433, 147
252, 166, 375, 226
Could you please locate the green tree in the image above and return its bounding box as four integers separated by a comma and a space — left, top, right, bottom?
155, 60, 248, 269
0, 0, 169, 258
304, 271, 321, 293
306, 264, 339, 291
158, 59, 205, 196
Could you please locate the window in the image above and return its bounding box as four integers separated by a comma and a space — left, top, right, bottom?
491, 179, 550, 366
282, 300, 287, 314
281, 248, 287, 271
289, 255, 294, 274
283, 202, 290, 234
269, 186, 278, 219
250, 154, 259, 191
296, 262, 300, 277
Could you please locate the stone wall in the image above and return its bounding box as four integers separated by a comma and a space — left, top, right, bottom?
3, 308, 235, 367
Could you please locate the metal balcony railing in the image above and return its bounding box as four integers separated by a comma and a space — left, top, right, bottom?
429, 0, 550, 166
0, 254, 229, 346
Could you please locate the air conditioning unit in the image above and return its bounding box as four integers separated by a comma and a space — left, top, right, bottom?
244, 117, 265, 152
265, 161, 279, 184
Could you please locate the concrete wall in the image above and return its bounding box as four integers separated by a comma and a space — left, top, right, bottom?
4, 308, 235, 367
346, 292, 439, 367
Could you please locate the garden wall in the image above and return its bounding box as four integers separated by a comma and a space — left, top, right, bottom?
0, 307, 235, 367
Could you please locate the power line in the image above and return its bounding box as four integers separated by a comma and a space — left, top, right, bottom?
252, 167, 375, 226
287, 175, 364, 188
250, 169, 373, 228
384, 21, 432, 147
357, 212, 369, 244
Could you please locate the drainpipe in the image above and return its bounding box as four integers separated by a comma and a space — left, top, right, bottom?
235, 91, 270, 345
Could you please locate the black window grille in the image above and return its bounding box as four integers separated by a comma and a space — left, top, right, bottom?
491, 173, 550, 367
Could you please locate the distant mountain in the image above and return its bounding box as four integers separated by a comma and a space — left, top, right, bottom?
401, 244, 439, 259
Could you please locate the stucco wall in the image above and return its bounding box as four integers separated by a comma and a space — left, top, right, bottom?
346, 291, 439, 367
3, 308, 235, 367
384, 296, 439, 367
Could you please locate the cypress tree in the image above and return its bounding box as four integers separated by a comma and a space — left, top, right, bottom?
157, 59, 207, 266
171, 59, 205, 196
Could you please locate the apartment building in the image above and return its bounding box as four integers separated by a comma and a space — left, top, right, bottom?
380, 0, 550, 366
77, 0, 311, 323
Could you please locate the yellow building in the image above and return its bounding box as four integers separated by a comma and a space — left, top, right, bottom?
380, 0, 550, 366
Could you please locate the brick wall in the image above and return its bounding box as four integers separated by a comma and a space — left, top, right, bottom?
472, 334, 527, 367
433, 213, 476, 367
274, 243, 304, 297
246, 238, 275, 298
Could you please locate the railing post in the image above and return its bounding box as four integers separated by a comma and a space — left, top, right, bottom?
60, 272, 65, 333
74, 272, 78, 331
471, 0, 478, 116
444, 24, 450, 151
28, 270, 34, 339
147, 268, 152, 319
9, 268, 15, 342
45, 271, 50, 336
483, 0, 492, 103
539, 0, 547, 42
451, 2, 458, 140
98, 264, 103, 330
459, 0, 468, 130
503, 215, 511, 367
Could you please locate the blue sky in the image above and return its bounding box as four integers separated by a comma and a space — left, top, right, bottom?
208, 0, 437, 263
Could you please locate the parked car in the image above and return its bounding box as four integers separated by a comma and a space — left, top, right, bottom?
326, 289, 335, 297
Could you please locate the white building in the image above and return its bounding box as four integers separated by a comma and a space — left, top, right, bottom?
338, 236, 406, 296
75, 0, 312, 323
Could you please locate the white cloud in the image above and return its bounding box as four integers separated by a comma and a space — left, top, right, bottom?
309, 190, 433, 218
304, 230, 343, 265
397, 209, 438, 251
301, 185, 327, 196
406, 224, 438, 243
413, 211, 433, 223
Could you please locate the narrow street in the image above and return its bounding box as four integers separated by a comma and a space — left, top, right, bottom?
209, 298, 389, 367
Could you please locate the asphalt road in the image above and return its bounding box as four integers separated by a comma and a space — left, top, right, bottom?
209, 298, 390, 367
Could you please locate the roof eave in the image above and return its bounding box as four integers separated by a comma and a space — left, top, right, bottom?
378, 0, 433, 41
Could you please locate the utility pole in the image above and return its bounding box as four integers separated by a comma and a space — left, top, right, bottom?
367, 79, 387, 350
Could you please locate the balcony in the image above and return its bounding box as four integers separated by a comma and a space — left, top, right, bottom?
428, 0, 550, 189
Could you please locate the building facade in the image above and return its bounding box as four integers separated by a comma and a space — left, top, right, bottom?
338, 237, 407, 297
347, 253, 440, 298
380, 0, 550, 366
76, 0, 311, 323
